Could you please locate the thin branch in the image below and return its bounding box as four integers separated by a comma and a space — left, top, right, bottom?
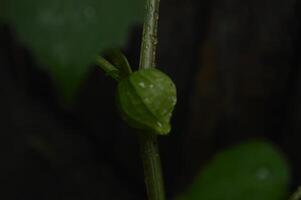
139, 0, 160, 69
138, 0, 165, 199
96, 56, 120, 81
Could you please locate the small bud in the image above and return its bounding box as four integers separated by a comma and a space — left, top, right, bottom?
116, 68, 177, 135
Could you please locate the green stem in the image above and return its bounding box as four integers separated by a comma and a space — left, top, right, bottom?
96, 56, 120, 81
139, 134, 165, 200
139, 0, 160, 69
138, 0, 165, 199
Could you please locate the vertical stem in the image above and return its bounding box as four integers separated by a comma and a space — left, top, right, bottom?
138, 0, 165, 200
139, 134, 165, 200
139, 0, 160, 69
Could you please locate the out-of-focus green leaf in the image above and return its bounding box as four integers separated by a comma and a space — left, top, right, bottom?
177, 140, 290, 200
3, 0, 144, 101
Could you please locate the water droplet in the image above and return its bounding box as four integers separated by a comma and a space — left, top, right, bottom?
150, 34, 158, 45
169, 96, 177, 104
139, 82, 146, 88
157, 122, 162, 127
145, 42, 150, 50
256, 167, 270, 181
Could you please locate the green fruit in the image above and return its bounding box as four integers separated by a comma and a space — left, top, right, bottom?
116, 68, 177, 135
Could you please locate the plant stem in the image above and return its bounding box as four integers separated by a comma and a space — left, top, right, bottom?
139, 0, 160, 69
96, 56, 120, 81
138, 0, 165, 200
139, 134, 165, 200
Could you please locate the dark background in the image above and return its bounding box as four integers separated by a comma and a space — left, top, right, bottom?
0, 0, 300, 199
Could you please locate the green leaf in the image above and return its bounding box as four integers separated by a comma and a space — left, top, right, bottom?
178, 140, 291, 200
4, 0, 144, 101
289, 186, 301, 200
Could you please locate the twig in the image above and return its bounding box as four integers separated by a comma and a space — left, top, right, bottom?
138, 0, 165, 199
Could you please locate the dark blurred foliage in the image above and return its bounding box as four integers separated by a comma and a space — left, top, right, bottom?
0, 0, 300, 199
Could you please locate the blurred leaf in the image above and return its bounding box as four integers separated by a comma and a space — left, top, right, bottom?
289, 186, 301, 200
178, 140, 290, 200
4, 0, 144, 101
